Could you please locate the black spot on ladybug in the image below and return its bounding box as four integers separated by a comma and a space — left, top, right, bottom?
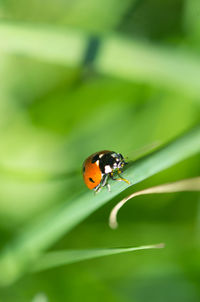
91, 154, 99, 163
89, 177, 95, 183
82, 165, 85, 173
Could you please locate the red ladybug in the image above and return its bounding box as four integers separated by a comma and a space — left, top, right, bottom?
82, 150, 130, 192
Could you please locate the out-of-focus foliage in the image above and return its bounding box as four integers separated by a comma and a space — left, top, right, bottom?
0, 0, 200, 301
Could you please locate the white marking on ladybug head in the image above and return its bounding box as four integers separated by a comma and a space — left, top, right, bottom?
99, 154, 104, 158
104, 165, 112, 173
95, 160, 100, 166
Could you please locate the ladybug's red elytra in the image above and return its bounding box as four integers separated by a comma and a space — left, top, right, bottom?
82, 150, 130, 192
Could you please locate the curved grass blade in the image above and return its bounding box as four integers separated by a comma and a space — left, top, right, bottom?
109, 177, 200, 229
0, 126, 199, 285
32, 244, 165, 272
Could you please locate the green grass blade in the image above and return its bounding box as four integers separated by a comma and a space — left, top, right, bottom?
95, 36, 200, 98
1, 22, 200, 97
32, 244, 164, 272
0, 126, 199, 285
0, 22, 88, 67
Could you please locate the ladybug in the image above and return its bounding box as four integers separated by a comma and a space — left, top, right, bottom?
82, 150, 130, 192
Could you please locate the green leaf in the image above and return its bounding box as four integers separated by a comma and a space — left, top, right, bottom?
32, 244, 165, 272
0, 125, 199, 285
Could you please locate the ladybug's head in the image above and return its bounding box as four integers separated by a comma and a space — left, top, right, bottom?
111, 152, 127, 170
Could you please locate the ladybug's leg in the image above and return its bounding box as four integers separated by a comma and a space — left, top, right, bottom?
94, 183, 101, 193
117, 169, 130, 184
110, 172, 116, 180
101, 174, 109, 187
94, 174, 109, 193
106, 183, 111, 192
110, 170, 130, 185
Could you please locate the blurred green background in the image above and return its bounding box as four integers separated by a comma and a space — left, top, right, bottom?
0, 0, 200, 301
